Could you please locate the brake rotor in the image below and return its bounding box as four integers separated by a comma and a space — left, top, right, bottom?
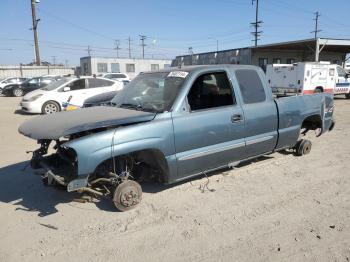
113, 180, 142, 212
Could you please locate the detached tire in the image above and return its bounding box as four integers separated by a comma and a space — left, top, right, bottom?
42, 101, 60, 114
12, 87, 24, 97
295, 139, 312, 156
113, 180, 142, 212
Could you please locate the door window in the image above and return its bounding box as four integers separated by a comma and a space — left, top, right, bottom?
68, 79, 86, 90
88, 78, 114, 88
337, 66, 347, 78
187, 72, 235, 111
235, 69, 266, 104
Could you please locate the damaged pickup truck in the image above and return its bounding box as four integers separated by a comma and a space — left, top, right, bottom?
18, 65, 335, 211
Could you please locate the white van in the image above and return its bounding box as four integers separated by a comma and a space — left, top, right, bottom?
266, 62, 350, 98
20, 76, 123, 114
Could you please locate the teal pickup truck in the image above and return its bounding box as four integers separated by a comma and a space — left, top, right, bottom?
19, 65, 335, 211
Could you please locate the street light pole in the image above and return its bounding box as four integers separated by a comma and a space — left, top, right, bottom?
30, 0, 41, 65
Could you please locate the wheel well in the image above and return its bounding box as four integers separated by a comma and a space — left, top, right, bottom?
94, 149, 170, 184
315, 86, 324, 92
301, 114, 322, 131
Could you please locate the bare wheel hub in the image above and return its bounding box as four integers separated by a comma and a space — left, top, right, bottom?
113, 180, 142, 211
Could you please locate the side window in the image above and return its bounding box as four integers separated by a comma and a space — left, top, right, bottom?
187, 72, 235, 111
336, 66, 346, 78
235, 69, 266, 104
88, 78, 114, 88
68, 79, 86, 90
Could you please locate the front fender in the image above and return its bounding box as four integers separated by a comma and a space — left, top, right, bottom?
62, 117, 175, 176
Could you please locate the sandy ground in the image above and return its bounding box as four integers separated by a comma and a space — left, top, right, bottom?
0, 96, 349, 262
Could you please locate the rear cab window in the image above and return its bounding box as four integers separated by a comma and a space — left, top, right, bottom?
235, 69, 266, 104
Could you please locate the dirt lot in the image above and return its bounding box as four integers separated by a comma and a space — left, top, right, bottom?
0, 96, 349, 262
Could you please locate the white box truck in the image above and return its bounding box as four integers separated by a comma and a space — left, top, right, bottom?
266, 62, 350, 98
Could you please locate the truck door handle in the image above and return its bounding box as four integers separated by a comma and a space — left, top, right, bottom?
231, 114, 242, 123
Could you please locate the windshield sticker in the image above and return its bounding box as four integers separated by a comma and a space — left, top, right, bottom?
167, 71, 189, 78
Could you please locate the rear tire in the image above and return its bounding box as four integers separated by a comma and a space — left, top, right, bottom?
345, 93, 350, 99
314, 87, 323, 93
113, 180, 142, 212
0, 88, 2, 95
12, 87, 24, 97
42, 101, 60, 114
295, 139, 312, 156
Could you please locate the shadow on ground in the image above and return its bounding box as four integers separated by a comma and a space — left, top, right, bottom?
0, 155, 277, 215
14, 109, 34, 115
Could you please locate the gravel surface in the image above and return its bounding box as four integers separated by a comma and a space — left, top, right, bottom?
0, 96, 349, 262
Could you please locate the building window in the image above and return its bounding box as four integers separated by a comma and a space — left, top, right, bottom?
151, 64, 159, 71
97, 63, 108, 73
287, 58, 296, 64
273, 58, 281, 64
126, 63, 135, 73
258, 58, 268, 71
164, 64, 171, 68
111, 63, 120, 73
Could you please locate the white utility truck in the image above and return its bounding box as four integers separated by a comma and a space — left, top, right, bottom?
266, 62, 350, 98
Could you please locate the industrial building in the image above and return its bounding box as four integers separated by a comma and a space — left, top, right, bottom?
80, 57, 172, 79
171, 38, 350, 71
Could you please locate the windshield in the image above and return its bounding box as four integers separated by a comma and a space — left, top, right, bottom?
111, 72, 186, 112
41, 78, 71, 91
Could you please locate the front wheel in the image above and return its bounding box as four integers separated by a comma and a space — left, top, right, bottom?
0, 88, 2, 95
295, 139, 312, 156
12, 87, 24, 97
345, 93, 350, 99
113, 180, 142, 212
42, 101, 60, 114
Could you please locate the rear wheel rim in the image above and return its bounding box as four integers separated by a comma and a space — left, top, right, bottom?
44, 103, 58, 114
13, 89, 23, 96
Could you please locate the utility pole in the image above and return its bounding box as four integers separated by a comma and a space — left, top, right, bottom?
114, 40, 121, 58
65, 60, 68, 67
188, 47, 194, 65
30, 0, 41, 65
139, 35, 147, 59
251, 0, 263, 46
87, 45, 92, 56
51, 56, 56, 65
311, 11, 322, 39
127, 36, 132, 58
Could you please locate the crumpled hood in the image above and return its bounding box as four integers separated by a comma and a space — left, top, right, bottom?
18, 106, 156, 140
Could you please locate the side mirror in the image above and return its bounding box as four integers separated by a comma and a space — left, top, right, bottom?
63, 86, 71, 92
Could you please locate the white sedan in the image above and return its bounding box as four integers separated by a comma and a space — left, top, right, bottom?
20, 76, 123, 114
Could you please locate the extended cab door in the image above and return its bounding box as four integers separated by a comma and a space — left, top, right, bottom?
172, 70, 245, 179
233, 68, 278, 158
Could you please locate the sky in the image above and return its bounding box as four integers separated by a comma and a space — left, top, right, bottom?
0, 0, 349, 66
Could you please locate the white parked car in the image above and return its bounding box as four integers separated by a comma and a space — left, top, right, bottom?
20, 76, 123, 114
99, 73, 130, 82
